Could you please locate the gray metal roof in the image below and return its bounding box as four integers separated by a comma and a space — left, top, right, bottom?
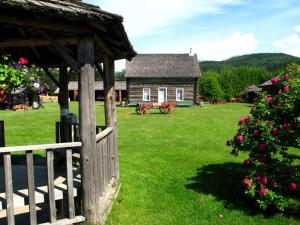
125, 54, 200, 78
68, 81, 126, 91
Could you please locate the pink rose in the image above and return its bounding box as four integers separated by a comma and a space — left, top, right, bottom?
259, 188, 267, 196
246, 182, 252, 189
239, 117, 249, 124
244, 175, 249, 179
243, 159, 252, 166
266, 96, 273, 103
258, 143, 267, 152
226, 140, 231, 146
283, 86, 289, 92
270, 179, 277, 187
283, 123, 290, 131
19, 57, 28, 65
289, 182, 297, 191
271, 77, 280, 84
253, 129, 260, 137
261, 177, 268, 185
270, 128, 279, 136
268, 120, 273, 125
236, 134, 243, 143
284, 74, 289, 80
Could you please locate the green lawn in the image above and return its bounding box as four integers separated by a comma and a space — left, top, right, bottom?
1, 102, 300, 225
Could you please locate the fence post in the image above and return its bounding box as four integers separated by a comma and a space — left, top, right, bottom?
0, 121, 5, 147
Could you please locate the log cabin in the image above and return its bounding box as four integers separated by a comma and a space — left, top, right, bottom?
125, 54, 200, 106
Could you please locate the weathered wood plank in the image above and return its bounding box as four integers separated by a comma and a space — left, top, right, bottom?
78, 35, 98, 222
39, 215, 85, 225
4, 153, 15, 225
26, 151, 37, 225
95, 127, 113, 141
0, 142, 82, 153
66, 149, 75, 219
47, 150, 56, 223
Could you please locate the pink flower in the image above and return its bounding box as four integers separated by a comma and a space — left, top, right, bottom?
283, 86, 289, 92
256, 118, 261, 123
258, 156, 266, 164
226, 140, 231, 146
246, 182, 252, 189
266, 96, 273, 103
270, 179, 277, 187
271, 77, 280, 84
244, 175, 249, 179
284, 74, 289, 81
268, 120, 273, 125
236, 134, 243, 143
270, 128, 279, 136
259, 188, 267, 196
258, 143, 267, 152
253, 129, 260, 137
239, 117, 249, 124
261, 177, 268, 185
244, 159, 252, 166
19, 57, 28, 65
283, 123, 290, 131
289, 182, 297, 191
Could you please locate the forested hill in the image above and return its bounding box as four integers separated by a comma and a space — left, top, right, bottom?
200, 53, 300, 72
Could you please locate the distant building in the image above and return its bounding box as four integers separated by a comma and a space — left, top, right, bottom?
125, 54, 200, 105
241, 85, 262, 102
68, 81, 126, 101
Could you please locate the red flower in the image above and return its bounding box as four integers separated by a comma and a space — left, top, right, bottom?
266, 96, 273, 103
226, 140, 231, 146
259, 188, 267, 196
246, 182, 252, 189
258, 143, 267, 152
283, 123, 290, 131
255, 118, 261, 123
243, 159, 252, 166
268, 120, 273, 125
236, 134, 243, 143
19, 57, 28, 65
253, 129, 260, 137
289, 182, 297, 191
261, 177, 268, 185
239, 117, 249, 124
270, 128, 279, 136
270, 179, 277, 187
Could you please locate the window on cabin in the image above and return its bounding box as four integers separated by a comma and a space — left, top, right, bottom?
176, 88, 184, 101
143, 88, 151, 101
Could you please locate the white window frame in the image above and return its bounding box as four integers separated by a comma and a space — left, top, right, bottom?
143, 88, 151, 101
158, 87, 168, 102
176, 88, 184, 101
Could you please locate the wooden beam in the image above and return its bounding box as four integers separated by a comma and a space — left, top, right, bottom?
95, 63, 104, 79
43, 68, 59, 87
43, 32, 79, 70
78, 35, 98, 222
103, 55, 119, 180
0, 37, 78, 48
18, 28, 42, 60
0, 14, 91, 34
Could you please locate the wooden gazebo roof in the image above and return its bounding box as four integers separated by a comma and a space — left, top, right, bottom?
0, 0, 136, 67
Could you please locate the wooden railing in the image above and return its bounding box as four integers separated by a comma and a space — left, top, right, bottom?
95, 127, 114, 198
0, 142, 84, 225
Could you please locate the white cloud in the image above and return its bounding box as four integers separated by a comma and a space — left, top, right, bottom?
193, 32, 259, 61
86, 0, 243, 38
294, 25, 300, 33
274, 34, 300, 56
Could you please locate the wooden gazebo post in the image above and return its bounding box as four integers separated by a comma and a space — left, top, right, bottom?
78, 36, 97, 222
103, 55, 119, 180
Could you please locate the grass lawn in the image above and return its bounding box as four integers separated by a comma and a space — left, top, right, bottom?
1, 102, 300, 225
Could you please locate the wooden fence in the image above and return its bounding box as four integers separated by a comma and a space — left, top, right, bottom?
0, 121, 117, 225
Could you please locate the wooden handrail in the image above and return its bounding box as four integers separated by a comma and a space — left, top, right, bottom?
0, 142, 82, 153
96, 127, 113, 142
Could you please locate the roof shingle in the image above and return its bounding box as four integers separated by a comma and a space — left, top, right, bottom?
125, 54, 200, 78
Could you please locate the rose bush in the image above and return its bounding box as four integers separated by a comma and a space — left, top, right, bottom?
227, 62, 300, 211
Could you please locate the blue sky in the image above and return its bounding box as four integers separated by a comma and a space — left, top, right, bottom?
86, 0, 300, 70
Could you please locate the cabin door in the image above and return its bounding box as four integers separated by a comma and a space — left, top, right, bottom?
158, 87, 167, 103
